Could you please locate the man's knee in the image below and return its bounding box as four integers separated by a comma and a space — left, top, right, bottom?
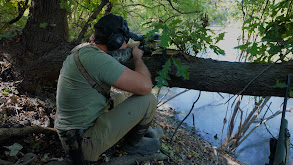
144, 92, 157, 107
138, 93, 157, 125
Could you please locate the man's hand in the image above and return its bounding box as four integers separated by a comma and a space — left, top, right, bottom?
132, 46, 144, 61
112, 45, 153, 96
127, 41, 140, 48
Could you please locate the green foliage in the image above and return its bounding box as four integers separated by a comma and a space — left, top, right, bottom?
160, 24, 171, 47
39, 23, 48, 28
3, 143, 23, 156
161, 143, 174, 156
273, 79, 287, 88
215, 32, 226, 44
60, 0, 71, 12
155, 59, 171, 88
1, 92, 8, 97
155, 58, 190, 88
234, 0, 293, 62
273, 79, 293, 97
0, 0, 29, 39
172, 58, 190, 80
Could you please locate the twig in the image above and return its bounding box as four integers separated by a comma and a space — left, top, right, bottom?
157, 88, 170, 104
217, 92, 225, 99
115, 3, 152, 9
262, 102, 272, 120
261, 102, 276, 138
170, 91, 201, 143
225, 62, 274, 104
192, 113, 207, 160
156, 87, 162, 101
230, 97, 270, 150
75, 0, 108, 44
71, 0, 90, 10
1, 0, 29, 31
222, 96, 242, 150
238, 97, 271, 146
157, 89, 189, 108
241, 97, 271, 135
254, 107, 292, 123
220, 100, 230, 150
166, 0, 200, 14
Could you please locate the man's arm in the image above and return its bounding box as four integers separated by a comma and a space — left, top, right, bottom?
112, 46, 152, 95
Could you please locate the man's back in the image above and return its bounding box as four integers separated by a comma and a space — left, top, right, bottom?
55, 45, 126, 133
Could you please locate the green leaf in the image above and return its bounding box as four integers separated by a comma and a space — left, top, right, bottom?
60, 0, 71, 12
274, 83, 287, 88
274, 79, 287, 88
157, 69, 170, 80
172, 58, 190, 80
169, 19, 182, 26
210, 45, 225, 55
268, 45, 282, 55
162, 59, 171, 71
155, 59, 172, 88
155, 76, 169, 88
249, 43, 258, 56
4, 143, 23, 156
290, 90, 293, 97
160, 24, 171, 47
161, 143, 172, 155
215, 32, 225, 43
39, 23, 48, 28
2, 92, 8, 97
234, 42, 251, 50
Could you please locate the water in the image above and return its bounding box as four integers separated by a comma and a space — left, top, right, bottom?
157, 23, 293, 165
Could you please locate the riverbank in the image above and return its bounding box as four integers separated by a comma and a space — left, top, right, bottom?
0, 60, 242, 164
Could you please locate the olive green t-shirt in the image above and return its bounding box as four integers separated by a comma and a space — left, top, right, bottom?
55, 44, 126, 133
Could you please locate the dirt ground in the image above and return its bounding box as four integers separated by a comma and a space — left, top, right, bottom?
0, 60, 242, 165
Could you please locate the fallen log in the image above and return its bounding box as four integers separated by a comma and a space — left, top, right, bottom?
0, 126, 56, 145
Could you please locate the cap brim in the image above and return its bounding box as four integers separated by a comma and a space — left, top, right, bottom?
128, 32, 139, 40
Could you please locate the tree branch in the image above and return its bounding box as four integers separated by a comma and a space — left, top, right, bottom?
75, 0, 109, 44
166, 0, 200, 14
0, 126, 56, 145
157, 89, 190, 108
115, 3, 152, 9
0, 0, 29, 31
171, 91, 201, 143
71, 0, 90, 10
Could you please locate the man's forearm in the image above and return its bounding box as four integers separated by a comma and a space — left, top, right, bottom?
134, 58, 152, 83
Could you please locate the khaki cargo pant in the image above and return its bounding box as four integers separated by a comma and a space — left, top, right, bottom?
81, 93, 157, 161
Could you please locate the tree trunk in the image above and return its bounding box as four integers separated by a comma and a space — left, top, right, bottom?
136, 53, 293, 97
22, 0, 69, 55
1, 40, 293, 97
3, 0, 74, 93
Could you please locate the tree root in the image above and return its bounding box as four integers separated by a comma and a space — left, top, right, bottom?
0, 126, 56, 145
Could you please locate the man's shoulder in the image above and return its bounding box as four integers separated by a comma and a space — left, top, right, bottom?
80, 44, 104, 54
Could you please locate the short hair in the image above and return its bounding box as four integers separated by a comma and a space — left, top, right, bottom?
92, 23, 109, 44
